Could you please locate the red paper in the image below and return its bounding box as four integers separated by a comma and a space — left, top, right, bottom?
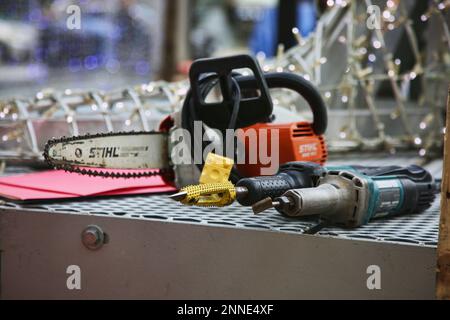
0, 170, 176, 201
0, 183, 76, 200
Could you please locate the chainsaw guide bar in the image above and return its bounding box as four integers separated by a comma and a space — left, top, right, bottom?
43, 131, 173, 179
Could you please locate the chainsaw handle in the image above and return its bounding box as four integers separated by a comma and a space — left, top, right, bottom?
236, 72, 328, 135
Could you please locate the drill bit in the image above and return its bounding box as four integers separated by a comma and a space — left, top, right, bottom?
252, 195, 294, 214
169, 186, 249, 203
169, 191, 188, 201
252, 197, 278, 214
167, 182, 238, 207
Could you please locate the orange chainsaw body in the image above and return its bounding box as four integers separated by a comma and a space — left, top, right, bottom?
236, 121, 327, 177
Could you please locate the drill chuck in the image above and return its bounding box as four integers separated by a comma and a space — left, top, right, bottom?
280, 184, 346, 217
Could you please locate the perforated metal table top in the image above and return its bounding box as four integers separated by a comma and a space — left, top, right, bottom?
0, 154, 443, 248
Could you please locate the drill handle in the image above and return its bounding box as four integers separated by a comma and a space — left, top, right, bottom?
236, 162, 324, 206
236, 175, 298, 206
350, 164, 434, 183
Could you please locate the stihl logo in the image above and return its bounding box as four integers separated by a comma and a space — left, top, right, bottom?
299, 143, 318, 157
89, 147, 120, 158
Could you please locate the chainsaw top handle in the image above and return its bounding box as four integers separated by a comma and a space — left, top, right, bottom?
236, 72, 327, 135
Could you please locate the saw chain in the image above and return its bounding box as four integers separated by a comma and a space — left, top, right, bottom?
43, 131, 174, 179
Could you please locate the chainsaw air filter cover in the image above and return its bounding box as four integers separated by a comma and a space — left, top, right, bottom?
236, 121, 327, 177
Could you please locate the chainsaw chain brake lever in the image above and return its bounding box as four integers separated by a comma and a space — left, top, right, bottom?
188, 54, 273, 130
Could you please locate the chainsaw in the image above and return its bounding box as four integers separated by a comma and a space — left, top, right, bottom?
43, 55, 328, 186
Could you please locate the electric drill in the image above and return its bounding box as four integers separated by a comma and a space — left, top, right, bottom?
253, 165, 438, 227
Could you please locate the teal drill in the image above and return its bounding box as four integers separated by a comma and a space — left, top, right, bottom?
252, 164, 438, 228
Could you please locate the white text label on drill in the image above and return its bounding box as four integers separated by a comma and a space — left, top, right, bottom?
66, 265, 81, 290
366, 265, 381, 290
